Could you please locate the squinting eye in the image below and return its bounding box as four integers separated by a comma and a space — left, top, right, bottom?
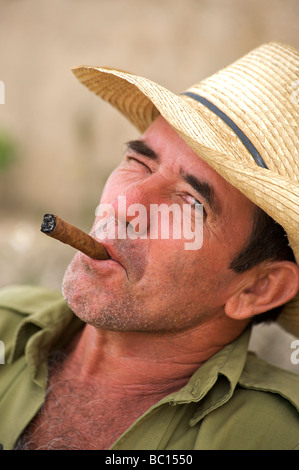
191, 198, 201, 208
127, 156, 151, 172
184, 194, 201, 208
184, 194, 206, 217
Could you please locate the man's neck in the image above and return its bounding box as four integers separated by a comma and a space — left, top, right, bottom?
62, 314, 248, 399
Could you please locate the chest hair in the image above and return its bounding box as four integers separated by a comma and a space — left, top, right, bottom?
14, 352, 146, 450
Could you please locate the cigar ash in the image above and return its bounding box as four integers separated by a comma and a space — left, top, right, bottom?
41, 214, 56, 233
40, 213, 110, 261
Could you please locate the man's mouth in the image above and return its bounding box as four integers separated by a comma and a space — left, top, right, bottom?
94, 242, 126, 271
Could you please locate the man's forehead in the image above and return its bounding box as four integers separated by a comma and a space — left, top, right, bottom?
140, 117, 234, 188
142, 116, 221, 176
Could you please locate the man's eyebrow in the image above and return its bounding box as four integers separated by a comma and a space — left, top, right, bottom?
126, 139, 159, 160
182, 172, 222, 215
125, 140, 221, 214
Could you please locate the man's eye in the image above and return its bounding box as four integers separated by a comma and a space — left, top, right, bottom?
184, 194, 206, 217
190, 197, 201, 208
184, 194, 201, 208
126, 156, 151, 171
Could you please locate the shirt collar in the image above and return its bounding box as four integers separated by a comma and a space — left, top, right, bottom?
163, 327, 252, 424
8, 297, 83, 388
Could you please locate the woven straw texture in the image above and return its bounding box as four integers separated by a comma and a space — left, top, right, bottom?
72, 42, 299, 336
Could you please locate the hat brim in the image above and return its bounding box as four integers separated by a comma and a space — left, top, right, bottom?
72, 65, 299, 335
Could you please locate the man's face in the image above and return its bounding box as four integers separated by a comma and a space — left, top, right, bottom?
62, 116, 255, 333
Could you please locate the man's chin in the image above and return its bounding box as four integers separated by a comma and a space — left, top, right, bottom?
61, 255, 86, 313
61, 254, 118, 329
62, 264, 148, 332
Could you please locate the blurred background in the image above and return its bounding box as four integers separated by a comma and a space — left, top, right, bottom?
0, 0, 298, 371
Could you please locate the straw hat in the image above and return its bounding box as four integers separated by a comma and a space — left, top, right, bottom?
72, 42, 299, 336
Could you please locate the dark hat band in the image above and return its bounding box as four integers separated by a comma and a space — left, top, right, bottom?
182, 92, 268, 169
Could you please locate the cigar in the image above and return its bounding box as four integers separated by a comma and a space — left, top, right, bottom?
41, 214, 110, 260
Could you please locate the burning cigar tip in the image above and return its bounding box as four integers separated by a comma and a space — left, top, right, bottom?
40, 213, 110, 260
41, 214, 57, 233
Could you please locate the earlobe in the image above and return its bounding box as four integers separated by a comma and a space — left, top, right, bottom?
225, 261, 299, 321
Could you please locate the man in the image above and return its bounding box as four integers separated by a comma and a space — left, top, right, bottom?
0, 41, 299, 450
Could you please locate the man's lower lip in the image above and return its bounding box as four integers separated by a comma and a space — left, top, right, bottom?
80, 252, 122, 270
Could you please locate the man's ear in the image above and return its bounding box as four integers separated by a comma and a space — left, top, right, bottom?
225, 261, 299, 320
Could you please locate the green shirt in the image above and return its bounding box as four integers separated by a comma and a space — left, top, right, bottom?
0, 284, 299, 450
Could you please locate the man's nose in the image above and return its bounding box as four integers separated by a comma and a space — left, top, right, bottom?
112, 175, 167, 233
